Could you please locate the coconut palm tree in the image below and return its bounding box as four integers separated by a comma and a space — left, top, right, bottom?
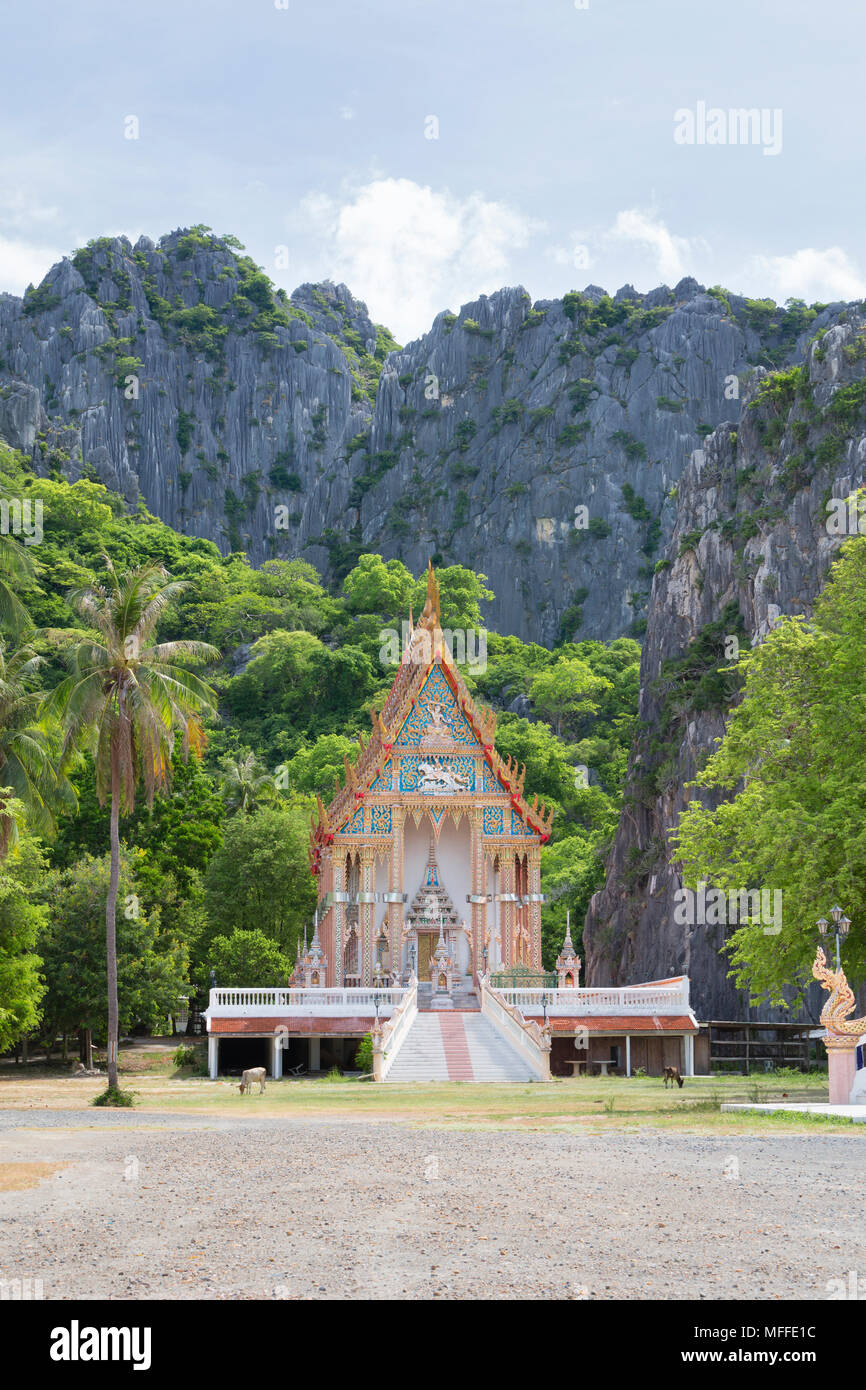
44, 557, 219, 1094
0, 638, 74, 854
0, 531, 35, 638
220, 749, 274, 815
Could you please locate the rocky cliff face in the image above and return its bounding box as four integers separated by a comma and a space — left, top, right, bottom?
0, 228, 847, 643
583, 310, 866, 1017
0, 229, 389, 561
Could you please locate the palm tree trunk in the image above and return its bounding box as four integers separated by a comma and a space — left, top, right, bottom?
106, 779, 121, 1091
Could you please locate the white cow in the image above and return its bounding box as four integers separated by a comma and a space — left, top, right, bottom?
238, 1066, 267, 1095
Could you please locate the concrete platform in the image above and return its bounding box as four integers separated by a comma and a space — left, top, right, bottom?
722, 1101, 866, 1122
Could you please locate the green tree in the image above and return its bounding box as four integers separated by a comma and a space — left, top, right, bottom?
0, 829, 48, 1050
343, 554, 414, 620
529, 656, 612, 738
0, 530, 36, 637
202, 802, 316, 964
209, 928, 291, 987
44, 558, 218, 1094
539, 833, 600, 969
39, 850, 188, 1042
673, 536, 866, 1006
220, 750, 275, 815
283, 734, 359, 797
0, 638, 73, 853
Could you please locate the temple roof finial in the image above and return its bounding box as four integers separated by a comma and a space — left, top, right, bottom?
420, 559, 441, 630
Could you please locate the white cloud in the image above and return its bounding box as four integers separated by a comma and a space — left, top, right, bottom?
298, 177, 541, 342
606, 209, 697, 286
0, 189, 59, 231
745, 246, 866, 304
0, 236, 65, 295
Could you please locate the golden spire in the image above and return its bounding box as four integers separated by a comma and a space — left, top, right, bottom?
420, 559, 441, 630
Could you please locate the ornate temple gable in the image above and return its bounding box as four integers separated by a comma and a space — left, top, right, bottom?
309, 563, 554, 872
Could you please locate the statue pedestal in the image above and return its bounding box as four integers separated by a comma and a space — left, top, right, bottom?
824, 1033, 858, 1104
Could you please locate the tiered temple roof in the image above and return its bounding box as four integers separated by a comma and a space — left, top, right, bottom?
309, 563, 554, 874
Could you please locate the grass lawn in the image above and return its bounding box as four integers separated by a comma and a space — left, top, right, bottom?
0, 1062, 859, 1134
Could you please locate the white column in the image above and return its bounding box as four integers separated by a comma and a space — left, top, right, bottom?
309, 1036, 320, 1071
625, 1034, 631, 1078
684, 1032, 695, 1076
271, 1034, 283, 1080
208, 1035, 218, 1079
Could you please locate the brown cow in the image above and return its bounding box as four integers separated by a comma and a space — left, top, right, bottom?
663, 1066, 684, 1089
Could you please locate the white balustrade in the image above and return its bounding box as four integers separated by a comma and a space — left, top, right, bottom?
497, 983, 690, 1016
206, 986, 407, 1019
479, 978, 549, 1081
380, 976, 419, 1080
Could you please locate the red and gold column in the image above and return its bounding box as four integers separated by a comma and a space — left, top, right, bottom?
388, 806, 405, 978
359, 845, 376, 986
468, 807, 486, 979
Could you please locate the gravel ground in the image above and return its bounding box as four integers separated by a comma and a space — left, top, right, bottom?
0, 1109, 863, 1300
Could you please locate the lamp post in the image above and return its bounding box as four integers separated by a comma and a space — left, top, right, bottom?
409, 942, 416, 980
541, 990, 549, 1027
818, 906, 852, 972
482, 945, 488, 975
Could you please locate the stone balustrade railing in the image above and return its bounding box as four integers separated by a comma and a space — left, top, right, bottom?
376, 976, 419, 1081
479, 975, 550, 1080
498, 983, 691, 1016
206, 987, 407, 1019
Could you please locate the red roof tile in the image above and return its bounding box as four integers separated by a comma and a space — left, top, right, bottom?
547, 1015, 697, 1033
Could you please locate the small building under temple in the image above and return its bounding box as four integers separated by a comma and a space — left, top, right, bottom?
308, 564, 553, 990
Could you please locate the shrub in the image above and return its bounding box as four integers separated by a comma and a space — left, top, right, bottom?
92, 1086, 136, 1108
176, 410, 194, 454
556, 422, 589, 447
620, 483, 652, 522
355, 1033, 373, 1071
493, 399, 524, 428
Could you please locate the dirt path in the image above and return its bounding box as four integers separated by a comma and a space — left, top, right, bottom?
0, 1110, 862, 1300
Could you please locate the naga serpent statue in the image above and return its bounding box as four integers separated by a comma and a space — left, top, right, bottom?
811, 947, 866, 1036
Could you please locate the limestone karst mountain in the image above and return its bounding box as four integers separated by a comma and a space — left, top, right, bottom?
0, 226, 850, 644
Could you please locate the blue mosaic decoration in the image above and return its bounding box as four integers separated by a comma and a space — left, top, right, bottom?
371, 805, 391, 834
399, 754, 476, 794
511, 809, 535, 837
428, 807, 446, 828
395, 666, 477, 747
483, 806, 503, 835
369, 761, 392, 792
346, 806, 365, 834
482, 765, 508, 795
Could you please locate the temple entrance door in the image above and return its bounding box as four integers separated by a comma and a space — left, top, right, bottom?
417, 932, 433, 981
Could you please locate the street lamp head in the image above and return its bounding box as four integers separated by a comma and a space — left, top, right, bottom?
840, 915, 852, 936
817, 917, 829, 936
830, 905, 844, 925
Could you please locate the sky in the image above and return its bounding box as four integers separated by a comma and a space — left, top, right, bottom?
2, 0, 864, 344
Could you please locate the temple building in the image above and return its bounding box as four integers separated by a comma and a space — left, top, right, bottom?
307, 564, 552, 990
205, 566, 701, 1082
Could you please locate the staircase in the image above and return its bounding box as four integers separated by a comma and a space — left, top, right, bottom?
384, 1009, 539, 1083
417, 980, 480, 1012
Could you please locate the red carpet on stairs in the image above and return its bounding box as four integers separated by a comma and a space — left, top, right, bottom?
438, 1013, 474, 1081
